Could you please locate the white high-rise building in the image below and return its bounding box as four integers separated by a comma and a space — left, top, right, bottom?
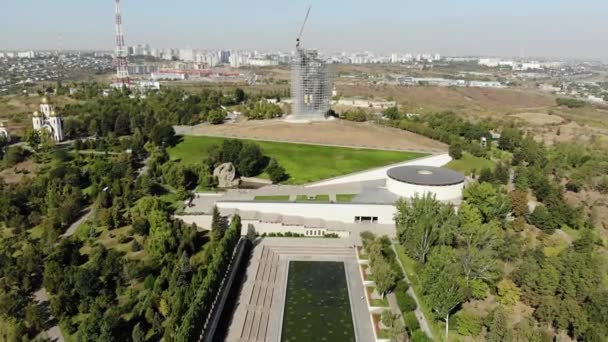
179, 49, 195, 62
32, 97, 64, 142
391, 53, 399, 63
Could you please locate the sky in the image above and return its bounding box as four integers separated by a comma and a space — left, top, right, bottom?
1, 0, 607, 60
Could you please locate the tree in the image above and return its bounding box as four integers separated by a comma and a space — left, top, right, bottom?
449, 142, 463, 160
207, 110, 226, 124
509, 190, 529, 217
528, 205, 557, 233
149, 123, 176, 147
237, 142, 265, 177
372, 258, 398, 295
456, 309, 482, 336
428, 271, 464, 340
383, 106, 400, 120
463, 182, 510, 223
3, 146, 27, 166
234, 88, 246, 103
210, 206, 226, 240
25, 129, 41, 148
146, 210, 176, 257
265, 158, 287, 183
497, 279, 521, 305
478, 167, 495, 184
498, 127, 522, 152
486, 306, 512, 342
494, 162, 510, 185
246, 224, 256, 241
395, 194, 457, 263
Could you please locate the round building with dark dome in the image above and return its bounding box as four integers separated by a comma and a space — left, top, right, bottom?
386, 165, 465, 201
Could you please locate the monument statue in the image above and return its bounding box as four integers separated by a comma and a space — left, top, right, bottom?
213, 162, 240, 188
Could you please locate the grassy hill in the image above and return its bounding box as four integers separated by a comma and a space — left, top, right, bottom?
168, 135, 427, 185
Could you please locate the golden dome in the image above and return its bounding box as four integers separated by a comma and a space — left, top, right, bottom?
33, 111, 40, 117
41, 96, 49, 104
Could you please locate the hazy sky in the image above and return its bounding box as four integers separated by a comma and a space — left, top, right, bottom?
1, 0, 607, 59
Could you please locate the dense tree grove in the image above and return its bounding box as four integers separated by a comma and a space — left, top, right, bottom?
243, 101, 283, 120
0, 87, 253, 341
390, 111, 495, 158
394, 121, 608, 340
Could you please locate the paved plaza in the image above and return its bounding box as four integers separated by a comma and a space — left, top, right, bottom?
225, 238, 374, 342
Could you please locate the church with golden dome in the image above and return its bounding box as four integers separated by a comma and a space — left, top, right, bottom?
32, 96, 64, 142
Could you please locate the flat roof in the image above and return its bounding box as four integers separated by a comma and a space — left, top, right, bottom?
387, 165, 464, 186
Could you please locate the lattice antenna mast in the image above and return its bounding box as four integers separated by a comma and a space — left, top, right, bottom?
114, 0, 129, 85
296, 5, 312, 49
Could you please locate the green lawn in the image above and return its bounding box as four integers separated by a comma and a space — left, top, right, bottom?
446, 153, 496, 176
370, 297, 389, 307
336, 194, 357, 202
296, 194, 330, 202
254, 195, 290, 201
168, 136, 426, 185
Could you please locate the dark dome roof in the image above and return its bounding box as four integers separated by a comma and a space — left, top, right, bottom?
387, 165, 465, 186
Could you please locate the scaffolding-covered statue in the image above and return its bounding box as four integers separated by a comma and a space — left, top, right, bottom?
289, 49, 332, 122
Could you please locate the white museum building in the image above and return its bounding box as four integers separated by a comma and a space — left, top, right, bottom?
177, 154, 465, 238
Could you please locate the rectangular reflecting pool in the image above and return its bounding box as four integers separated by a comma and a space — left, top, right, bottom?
281, 261, 356, 342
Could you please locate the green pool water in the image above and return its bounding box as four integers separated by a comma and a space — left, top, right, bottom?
281, 261, 356, 342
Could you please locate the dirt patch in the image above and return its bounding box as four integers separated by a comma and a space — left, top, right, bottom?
0, 159, 39, 184
511, 112, 564, 125
180, 119, 447, 153
336, 84, 555, 118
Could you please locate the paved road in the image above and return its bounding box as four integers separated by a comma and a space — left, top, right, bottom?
391, 244, 434, 339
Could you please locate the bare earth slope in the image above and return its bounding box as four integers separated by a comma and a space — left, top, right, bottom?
176, 119, 447, 153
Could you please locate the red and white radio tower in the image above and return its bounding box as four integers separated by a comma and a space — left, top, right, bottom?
113, 0, 130, 87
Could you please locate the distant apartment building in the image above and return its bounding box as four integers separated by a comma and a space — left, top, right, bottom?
128, 64, 159, 75
151, 70, 187, 81
335, 98, 397, 109
179, 49, 195, 62
248, 57, 279, 67
17, 51, 36, 59
218, 50, 231, 64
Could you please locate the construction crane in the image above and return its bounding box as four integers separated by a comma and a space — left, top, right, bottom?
296, 5, 312, 49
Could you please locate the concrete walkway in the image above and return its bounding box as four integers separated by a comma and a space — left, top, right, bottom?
391, 244, 434, 339
62, 206, 93, 237
34, 287, 65, 342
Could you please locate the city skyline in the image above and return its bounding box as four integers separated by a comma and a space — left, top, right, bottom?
1, 0, 607, 60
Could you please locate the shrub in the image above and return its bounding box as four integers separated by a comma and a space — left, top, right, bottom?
132, 239, 143, 252
207, 110, 226, 124
556, 98, 585, 108
404, 311, 420, 332
456, 309, 482, 336
343, 109, 367, 122
265, 158, 287, 183
496, 279, 521, 305
469, 279, 489, 300
4, 146, 27, 166
410, 330, 432, 342
449, 142, 463, 160
395, 282, 417, 313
